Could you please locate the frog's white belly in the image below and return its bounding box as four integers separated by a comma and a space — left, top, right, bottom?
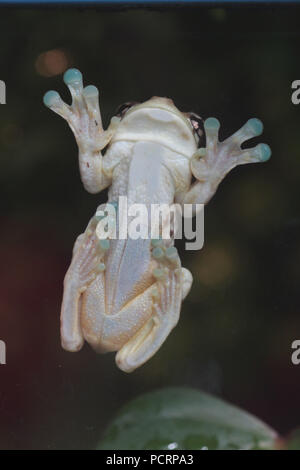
81, 142, 177, 350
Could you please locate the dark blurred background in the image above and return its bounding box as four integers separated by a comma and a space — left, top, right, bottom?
0, 4, 300, 449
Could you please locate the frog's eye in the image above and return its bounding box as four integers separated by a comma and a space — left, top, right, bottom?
189, 113, 203, 138
115, 102, 137, 118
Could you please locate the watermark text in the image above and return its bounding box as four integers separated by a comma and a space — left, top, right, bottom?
0, 80, 6, 104
0, 340, 6, 365
95, 197, 204, 251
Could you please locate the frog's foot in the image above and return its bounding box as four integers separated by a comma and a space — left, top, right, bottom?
115, 243, 192, 373
191, 117, 271, 196
43, 68, 119, 154
60, 216, 111, 352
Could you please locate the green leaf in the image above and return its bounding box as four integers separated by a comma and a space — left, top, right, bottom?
97, 387, 278, 450
285, 428, 300, 450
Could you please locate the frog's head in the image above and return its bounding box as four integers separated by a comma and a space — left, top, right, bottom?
111, 96, 202, 157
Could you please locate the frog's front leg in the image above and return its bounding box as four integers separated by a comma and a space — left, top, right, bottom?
43, 68, 119, 193
115, 244, 193, 373
179, 117, 272, 205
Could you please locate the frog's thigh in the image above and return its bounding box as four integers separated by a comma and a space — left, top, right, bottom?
115, 267, 192, 373
81, 278, 158, 353
60, 269, 84, 353
61, 229, 100, 352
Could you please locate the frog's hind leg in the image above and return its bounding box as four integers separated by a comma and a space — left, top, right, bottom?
60, 217, 108, 351
115, 246, 193, 373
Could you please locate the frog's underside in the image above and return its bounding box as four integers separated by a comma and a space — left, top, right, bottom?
44, 68, 271, 372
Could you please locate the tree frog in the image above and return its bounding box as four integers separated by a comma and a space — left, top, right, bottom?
43, 69, 271, 373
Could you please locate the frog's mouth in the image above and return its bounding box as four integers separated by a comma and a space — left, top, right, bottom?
123, 96, 196, 134
111, 96, 201, 157
114, 96, 201, 149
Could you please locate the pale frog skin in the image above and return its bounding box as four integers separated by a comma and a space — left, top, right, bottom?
43, 68, 271, 373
